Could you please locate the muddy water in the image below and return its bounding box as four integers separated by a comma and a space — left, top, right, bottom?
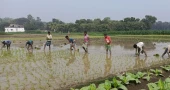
0, 39, 170, 90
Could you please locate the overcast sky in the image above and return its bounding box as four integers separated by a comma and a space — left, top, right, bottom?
1, 0, 170, 22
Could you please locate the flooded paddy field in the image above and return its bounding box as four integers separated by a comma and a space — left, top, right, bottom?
1, 35, 170, 90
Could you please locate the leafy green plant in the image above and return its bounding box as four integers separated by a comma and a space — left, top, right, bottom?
118, 75, 130, 85
147, 78, 170, 90
80, 84, 96, 90
143, 71, 153, 81
97, 80, 111, 90
136, 72, 146, 79
118, 72, 141, 84
111, 77, 127, 90
160, 65, 170, 71
125, 73, 141, 84
150, 69, 163, 76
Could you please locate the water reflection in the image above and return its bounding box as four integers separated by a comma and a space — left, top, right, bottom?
104, 54, 112, 76
66, 51, 76, 66
26, 52, 34, 60
82, 53, 90, 74
133, 56, 147, 69
44, 51, 52, 68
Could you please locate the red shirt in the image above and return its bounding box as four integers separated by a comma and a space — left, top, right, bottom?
105, 36, 111, 44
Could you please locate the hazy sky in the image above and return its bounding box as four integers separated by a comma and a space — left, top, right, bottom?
1, 0, 170, 22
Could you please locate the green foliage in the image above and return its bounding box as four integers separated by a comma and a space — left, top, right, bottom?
136, 72, 147, 79
147, 78, 170, 90
160, 65, 170, 71
118, 72, 141, 84
143, 71, 153, 81
112, 77, 127, 90
150, 69, 163, 76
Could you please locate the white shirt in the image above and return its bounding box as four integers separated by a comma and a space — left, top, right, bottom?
46, 34, 52, 41
167, 45, 170, 52
137, 42, 144, 51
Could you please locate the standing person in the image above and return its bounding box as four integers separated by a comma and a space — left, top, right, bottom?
82, 31, 90, 53
162, 45, 170, 57
65, 35, 76, 51
25, 40, 33, 52
104, 33, 112, 55
1, 40, 11, 50
44, 31, 52, 50
133, 42, 147, 56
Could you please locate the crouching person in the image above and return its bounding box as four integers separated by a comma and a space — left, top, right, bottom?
162, 45, 170, 57
26, 40, 33, 52
1, 40, 11, 50
133, 42, 147, 56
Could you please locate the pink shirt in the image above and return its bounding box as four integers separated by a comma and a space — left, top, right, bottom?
105, 36, 111, 44
84, 34, 89, 42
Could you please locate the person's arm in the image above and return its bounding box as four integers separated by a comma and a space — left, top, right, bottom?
135, 48, 138, 54
1, 43, 5, 49
51, 35, 52, 40
167, 48, 170, 57
138, 47, 141, 56
25, 42, 28, 47
46, 35, 47, 40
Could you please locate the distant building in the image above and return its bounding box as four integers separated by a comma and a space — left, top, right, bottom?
5, 24, 25, 32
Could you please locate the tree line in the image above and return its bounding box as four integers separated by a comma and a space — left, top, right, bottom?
0, 14, 170, 32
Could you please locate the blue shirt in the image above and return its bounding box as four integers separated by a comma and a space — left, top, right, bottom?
69, 38, 74, 43
3, 40, 11, 45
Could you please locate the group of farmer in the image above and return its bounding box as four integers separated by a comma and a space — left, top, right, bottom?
1, 31, 170, 58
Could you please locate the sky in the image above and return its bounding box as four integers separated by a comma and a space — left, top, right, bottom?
1, 0, 170, 22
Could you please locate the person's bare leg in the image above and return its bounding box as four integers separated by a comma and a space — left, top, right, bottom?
73, 44, 76, 51
143, 50, 147, 57
28, 45, 30, 52
49, 45, 51, 51
162, 48, 168, 57
109, 49, 111, 56
83, 47, 87, 52
7, 45, 9, 50
44, 44, 46, 50
138, 48, 141, 56
31, 45, 33, 52
106, 48, 108, 54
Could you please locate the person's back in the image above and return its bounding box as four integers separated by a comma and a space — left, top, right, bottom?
84, 34, 89, 43
69, 38, 74, 43
136, 42, 144, 48
1, 40, 11, 50
133, 42, 147, 56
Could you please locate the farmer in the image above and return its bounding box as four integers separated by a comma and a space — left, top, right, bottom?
1, 40, 11, 50
65, 35, 76, 51
44, 31, 52, 50
25, 40, 33, 52
162, 45, 170, 57
82, 31, 90, 53
104, 33, 112, 55
133, 42, 147, 56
